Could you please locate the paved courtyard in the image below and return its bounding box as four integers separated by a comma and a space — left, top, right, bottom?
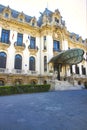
0, 90, 87, 130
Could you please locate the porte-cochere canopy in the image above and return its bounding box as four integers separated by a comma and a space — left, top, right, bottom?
49, 48, 84, 65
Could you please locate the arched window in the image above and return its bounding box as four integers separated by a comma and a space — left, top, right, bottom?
29, 56, 35, 71
44, 56, 47, 72
30, 80, 36, 85
0, 80, 4, 86
14, 54, 22, 69
43, 80, 47, 84
0, 52, 7, 68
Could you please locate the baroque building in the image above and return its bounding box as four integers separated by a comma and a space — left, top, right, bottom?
0, 4, 87, 87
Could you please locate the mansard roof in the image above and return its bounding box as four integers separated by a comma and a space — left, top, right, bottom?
41, 8, 53, 16
0, 4, 4, 12
0, 4, 33, 22
0, 4, 64, 26
38, 8, 53, 26
0, 4, 86, 41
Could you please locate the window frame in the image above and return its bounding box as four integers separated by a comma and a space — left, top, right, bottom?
53, 40, 60, 51
0, 52, 7, 68
30, 37, 36, 49
29, 56, 35, 71
14, 54, 22, 69
1, 29, 10, 44
17, 33, 23, 46
44, 56, 47, 72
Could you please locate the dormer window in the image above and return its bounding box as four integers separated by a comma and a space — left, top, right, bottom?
18, 12, 24, 22
19, 18, 23, 22
32, 22, 35, 26
3, 6, 11, 18
30, 17, 37, 26
5, 13, 9, 18
55, 17, 59, 23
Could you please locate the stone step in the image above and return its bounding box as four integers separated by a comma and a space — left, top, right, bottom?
50, 80, 84, 91
55, 85, 84, 91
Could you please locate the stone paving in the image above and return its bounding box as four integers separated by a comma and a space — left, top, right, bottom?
0, 90, 87, 130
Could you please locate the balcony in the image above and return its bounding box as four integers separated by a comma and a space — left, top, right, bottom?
53, 48, 61, 56
0, 39, 11, 50
14, 42, 25, 51
28, 45, 38, 54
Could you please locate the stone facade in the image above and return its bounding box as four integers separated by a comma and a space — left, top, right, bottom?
0, 4, 87, 86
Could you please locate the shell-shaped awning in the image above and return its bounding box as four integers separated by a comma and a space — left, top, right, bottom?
49, 48, 84, 65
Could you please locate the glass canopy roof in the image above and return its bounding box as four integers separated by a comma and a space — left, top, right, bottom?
49, 48, 84, 65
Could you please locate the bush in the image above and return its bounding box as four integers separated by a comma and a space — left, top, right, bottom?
0, 84, 50, 96
84, 82, 87, 89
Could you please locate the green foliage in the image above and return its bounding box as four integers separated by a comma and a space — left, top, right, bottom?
84, 82, 87, 89
0, 84, 50, 96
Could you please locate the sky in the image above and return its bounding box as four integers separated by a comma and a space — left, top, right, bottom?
0, 0, 87, 39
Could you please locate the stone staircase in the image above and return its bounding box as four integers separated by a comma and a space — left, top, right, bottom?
50, 79, 84, 91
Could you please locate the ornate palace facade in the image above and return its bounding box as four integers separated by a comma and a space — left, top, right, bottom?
0, 4, 87, 86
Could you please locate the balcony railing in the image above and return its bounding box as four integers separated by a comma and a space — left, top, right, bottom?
0, 68, 39, 75
0, 68, 9, 73
14, 42, 25, 47
12, 69, 25, 74
71, 74, 87, 79
27, 70, 38, 75
0, 38, 11, 45
28, 45, 38, 50
53, 48, 61, 52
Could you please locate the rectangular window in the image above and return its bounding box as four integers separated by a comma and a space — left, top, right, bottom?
82, 65, 86, 75
70, 65, 73, 74
17, 33, 23, 46
44, 56, 47, 72
53, 40, 60, 51
44, 36, 46, 50
75, 65, 79, 74
30, 37, 36, 49
1, 29, 10, 44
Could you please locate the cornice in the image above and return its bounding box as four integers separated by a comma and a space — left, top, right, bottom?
0, 16, 40, 36
68, 39, 87, 51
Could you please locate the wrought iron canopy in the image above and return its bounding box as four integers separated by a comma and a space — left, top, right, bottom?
49, 48, 84, 65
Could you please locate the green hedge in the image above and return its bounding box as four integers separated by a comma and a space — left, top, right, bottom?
84, 82, 87, 89
0, 84, 50, 96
